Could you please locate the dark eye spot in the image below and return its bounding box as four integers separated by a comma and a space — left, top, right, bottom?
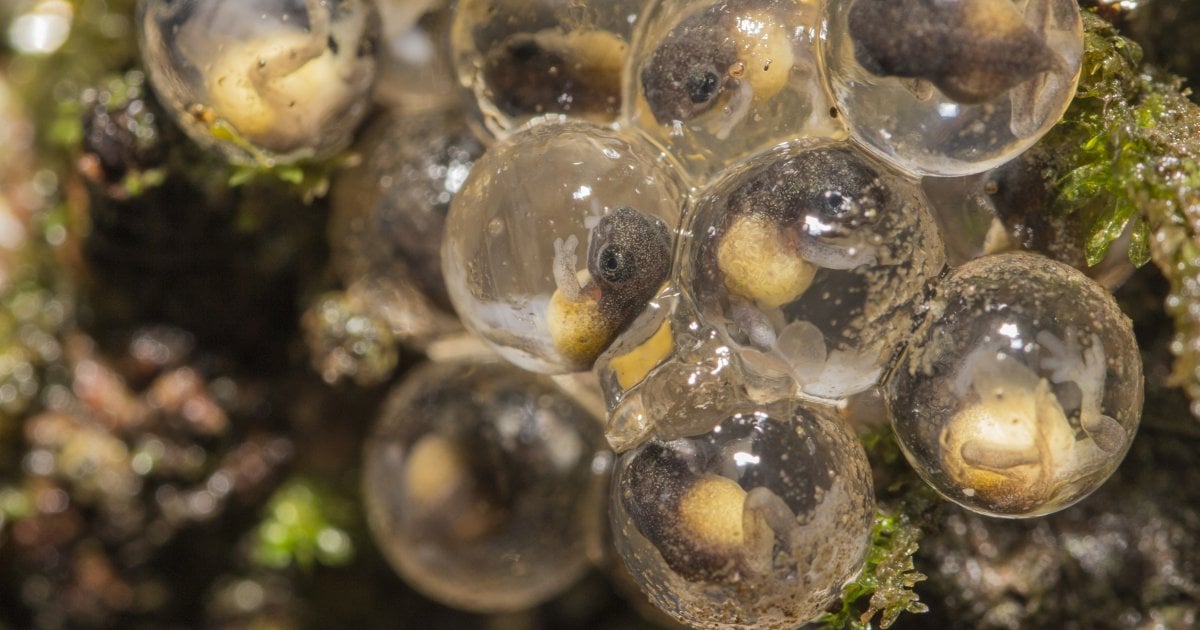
598, 245, 633, 283
822, 191, 850, 217
506, 38, 541, 62
685, 70, 721, 104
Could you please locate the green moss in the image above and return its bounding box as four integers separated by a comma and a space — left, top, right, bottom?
818, 431, 937, 630
252, 478, 357, 571
1043, 13, 1152, 267
8, 0, 140, 164
227, 152, 361, 204
819, 507, 929, 630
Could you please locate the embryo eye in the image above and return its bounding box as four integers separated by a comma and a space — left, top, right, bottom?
598, 246, 632, 283
685, 69, 722, 104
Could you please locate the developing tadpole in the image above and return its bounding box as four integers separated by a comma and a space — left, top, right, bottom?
885, 252, 1144, 517
612, 402, 876, 629
684, 142, 943, 400
136, 0, 379, 163
548, 207, 672, 367
847, 0, 1064, 103
640, 0, 798, 126
482, 28, 628, 118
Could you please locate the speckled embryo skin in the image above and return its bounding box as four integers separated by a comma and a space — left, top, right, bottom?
611, 398, 875, 628
684, 140, 946, 401
627, 0, 841, 180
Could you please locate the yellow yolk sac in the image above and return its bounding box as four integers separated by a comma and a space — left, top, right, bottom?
547, 287, 615, 368
608, 318, 674, 390
939, 377, 1071, 514
613, 405, 875, 628
137, 0, 378, 164
717, 213, 817, 308
732, 9, 795, 101
363, 361, 606, 613
403, 433, 471, 510
402, 433, 500, 542
203, 31, 351, 153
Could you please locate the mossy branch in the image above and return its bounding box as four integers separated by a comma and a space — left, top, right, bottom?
1045, 11, 1200, 413
819, 507, 928, 630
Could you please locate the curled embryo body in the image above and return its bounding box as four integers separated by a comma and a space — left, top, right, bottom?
547, 208, 671, 369
939, 329, 1126, 512
706, 146, 904, 399
625, 438, 847, 583
175, 0, 370, 153
846, 0, 1073, 136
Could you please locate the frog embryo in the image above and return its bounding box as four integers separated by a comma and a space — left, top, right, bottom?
940, 330, 1125, 513
846, 0, 1064, 103
548, 207, 672, 368
640, 0, 803, 134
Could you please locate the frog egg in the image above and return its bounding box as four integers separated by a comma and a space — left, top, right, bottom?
626, 0, 842, 181
362, 360, 608, 612
450, 0, 642, 140
885, 251, 1143, 517
683, 140, 945, 402
822, 0, 1084, 176
442, 120, 685, 374
136, 0, 379, 165
611, 398, 875, 629
329, 107, 481, 343
921, 149, 1136, 290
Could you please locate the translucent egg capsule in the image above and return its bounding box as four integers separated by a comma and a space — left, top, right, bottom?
328, 107, 481, 343
451, 0, 642, 140
611, 399, 875, 629
627, 0, 841, 180
885, 252, 1143, 517
683, 141, 945, 402
595, 292, 776, 452
442, 121, 685, 374
921, 152, 1136, 289
363, 360, 608, 612
822, 0, 1083, 176
137, 0, 379, 165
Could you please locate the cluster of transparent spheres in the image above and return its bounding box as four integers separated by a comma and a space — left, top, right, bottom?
439, 0, 1141, 626
137, 0, 1142, 627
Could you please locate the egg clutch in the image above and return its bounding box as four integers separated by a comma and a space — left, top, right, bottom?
134, 0, 1142, 628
